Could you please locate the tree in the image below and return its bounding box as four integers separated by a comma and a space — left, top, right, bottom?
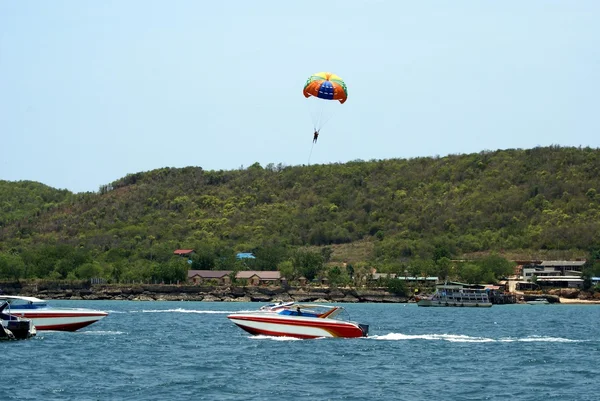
190, 248, 215, 270
407, 259, 435, 278
386, 278, 407, 296
351, 263, 370, 287
291, 249, 323, 281
327, 265, 350, 288
277, 260, 297, 282
435, 257, 452, 281
320, 247, 333, 263
75, 261, 103, 280
479, 254, 515, 280
0, 252, 25, 280
458, 263, 483, 284
254, 245, 288, 271
156, 257, 188, 283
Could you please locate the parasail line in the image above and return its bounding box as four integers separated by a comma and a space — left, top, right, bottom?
308, 141, 315, 165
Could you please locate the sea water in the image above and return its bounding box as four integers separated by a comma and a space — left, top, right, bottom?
1, 301, 599, 401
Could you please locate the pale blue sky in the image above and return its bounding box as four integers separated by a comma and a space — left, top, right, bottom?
1, 1, 599, 193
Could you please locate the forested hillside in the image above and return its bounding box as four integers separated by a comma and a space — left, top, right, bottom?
0, 180, 72, 226
1, 146, 600, 284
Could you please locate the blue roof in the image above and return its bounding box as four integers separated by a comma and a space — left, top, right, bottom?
397, 276, 438, 281
236, 252, 256, 259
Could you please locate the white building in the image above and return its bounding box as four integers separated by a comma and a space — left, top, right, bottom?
522, 260, 586, 288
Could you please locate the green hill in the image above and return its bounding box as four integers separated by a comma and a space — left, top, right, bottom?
0, 180, 72, 227
1, 146, 600, 284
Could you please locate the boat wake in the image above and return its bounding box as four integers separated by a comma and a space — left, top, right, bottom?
370, 333, 586, 343
140, 308, 233, 314
499, 335, 583, 343
249, 335, 304, 341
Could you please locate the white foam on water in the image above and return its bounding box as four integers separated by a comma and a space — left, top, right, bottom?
140, 308, 233, 314
499, 336, 582, 343
249, 335, 302, 341
371, 333, 495, 342
371, 333, 584, 343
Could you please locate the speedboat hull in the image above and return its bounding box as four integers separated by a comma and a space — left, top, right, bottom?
228, 313, 368, 339
11, 311, 108, 331
0, 296, 108, 331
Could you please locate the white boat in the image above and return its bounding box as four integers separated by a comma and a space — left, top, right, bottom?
0, 295, 108, 331
228, 302, 369, 339
526, 298, 550, 305
416, 283, 493, 307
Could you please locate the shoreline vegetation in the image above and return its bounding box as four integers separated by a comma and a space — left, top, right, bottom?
2, 281, 600, 304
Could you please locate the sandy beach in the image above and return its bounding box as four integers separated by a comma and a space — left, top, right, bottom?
559, 297, 600, 304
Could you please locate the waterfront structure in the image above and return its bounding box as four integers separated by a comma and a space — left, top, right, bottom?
187, 270, 282, 286
187, 270, 232, 285
522, 260, 586, 288
235, 271, 281, 286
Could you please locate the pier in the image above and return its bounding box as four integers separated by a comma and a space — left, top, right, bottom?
490, 292, 517, 304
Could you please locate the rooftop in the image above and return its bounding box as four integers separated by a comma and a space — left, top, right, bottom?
236, 252, 256, 259
539, 260, 586, 267
236, 271, 281, 280
187, 270, 232, 278
174, 249, 195, 255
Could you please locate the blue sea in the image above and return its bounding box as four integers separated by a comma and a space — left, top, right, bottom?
2, 301, 599, 401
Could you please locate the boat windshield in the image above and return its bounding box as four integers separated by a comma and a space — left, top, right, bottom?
0, 296, 47, 308
261, 302, 346, 319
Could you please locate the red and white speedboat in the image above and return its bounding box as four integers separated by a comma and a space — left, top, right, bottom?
228, 302, 368, 339
0, 295, 108, 331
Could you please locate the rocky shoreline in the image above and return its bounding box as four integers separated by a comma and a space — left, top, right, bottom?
3, 281, 599, 304
0, 281, 410, 303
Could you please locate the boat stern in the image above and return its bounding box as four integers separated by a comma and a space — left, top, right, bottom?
358, 323, 369, 337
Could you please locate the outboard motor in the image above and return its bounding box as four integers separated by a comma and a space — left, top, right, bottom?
0, 301, 35, 340
359, 323, 369, 337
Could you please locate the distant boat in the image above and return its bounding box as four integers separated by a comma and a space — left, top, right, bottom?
416, 283, 493, 307
526, 298, 550, 305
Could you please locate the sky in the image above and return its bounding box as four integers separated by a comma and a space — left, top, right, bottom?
1, 1, 599, 193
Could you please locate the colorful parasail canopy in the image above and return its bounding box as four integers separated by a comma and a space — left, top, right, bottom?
303, 72, 348, 104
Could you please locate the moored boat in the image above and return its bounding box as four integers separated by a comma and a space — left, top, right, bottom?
526, 298, 550, 305
0, 295, 108, 331
228, 302, 368, 339
416, 283, 493, 307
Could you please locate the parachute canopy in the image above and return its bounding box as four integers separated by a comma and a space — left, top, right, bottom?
303, 72, 348, 104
